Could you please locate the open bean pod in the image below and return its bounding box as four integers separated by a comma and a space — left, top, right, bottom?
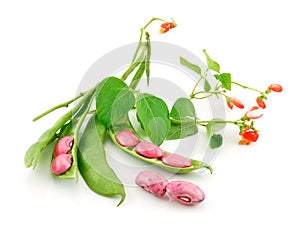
108, 129, 213, 174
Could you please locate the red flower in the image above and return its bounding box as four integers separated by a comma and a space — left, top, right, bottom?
244, 106, 263, 120
160, 22, 176, 34
239, 127, 259, 145
256, 97, 266, 109
268, 84, 282, 92
227, 97, 244, 109
243, 130, 259, 142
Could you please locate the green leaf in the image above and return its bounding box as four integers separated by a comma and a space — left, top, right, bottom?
203, 49, 220, 73
24, 110, 74, 168
136, 94, 170, 145
170, 98, 196, 120
24, 130, 56, 168
215, 73, 231, 90
78, 115, 126, 206
25, 85, 98, 170
204, 79, 211, 92
168, 98, 198, 140
96, 77, 135, 128
166, 123, 198, 140
206, 118, 226, 137
180, 56, 201, 75
129, 60, 146, 89
209, 134, 223, 149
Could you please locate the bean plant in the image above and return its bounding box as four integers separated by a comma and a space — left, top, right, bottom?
24, 17, 282, 206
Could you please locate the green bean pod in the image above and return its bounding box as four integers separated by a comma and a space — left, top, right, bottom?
78, 115, 126, 206
108, 128, 213, 174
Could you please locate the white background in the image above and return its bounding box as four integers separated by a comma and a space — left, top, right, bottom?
1, 0, 299, 224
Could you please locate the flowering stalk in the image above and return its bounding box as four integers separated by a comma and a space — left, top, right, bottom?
180, 50, 282, 145
131, 17, 168, 64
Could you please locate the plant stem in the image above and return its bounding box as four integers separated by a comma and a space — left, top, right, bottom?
190, 77, 203, 98
170, 117, 242, 126
192, 90, 227, 98
131, 17, 166, 63
189, 68, 213, 99
121, 45, 147, 81
33, 92, 86, 122
231, 81, 264, 95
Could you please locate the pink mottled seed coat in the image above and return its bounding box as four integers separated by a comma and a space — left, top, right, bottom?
115, 130, 139, 147
135, 170, 169, 197
161, 153, 192, 168
166, 180, 205, 206
52, 154, 73, 175
54, 136, 74, 157
135, 141, 163, 158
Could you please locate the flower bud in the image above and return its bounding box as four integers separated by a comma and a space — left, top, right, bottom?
256, 97, 266, 109
268, 84, 283, 92
227, 97, 244, 109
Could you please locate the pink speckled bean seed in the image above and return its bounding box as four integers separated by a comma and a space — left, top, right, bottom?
115, 130, 139, 147
161, 153, 192, 168
51, 154, 73, 175
135, 141, 163, 158
166, 180, 205, 206
54, 136, 74, 157
135, 170, 169, 197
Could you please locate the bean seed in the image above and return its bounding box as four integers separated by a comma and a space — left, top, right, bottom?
135, 141, 163, 158
51, 154, 72, 175
54, 136, 74, 157
166, 180, 205, 206
135, 170, 169, 197
161, 153, 192, 168
115, 130, 139, 147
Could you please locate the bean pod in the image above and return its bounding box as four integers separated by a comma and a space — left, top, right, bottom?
109, 129, 213, 174
78, 115, 126, 206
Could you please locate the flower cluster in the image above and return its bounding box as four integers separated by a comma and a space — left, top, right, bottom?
235, 84, 282, 145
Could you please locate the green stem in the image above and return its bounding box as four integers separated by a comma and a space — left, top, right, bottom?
231, 81, 264, 95
193, 90, 227, 98
131, 17, 166, 63
190, 77, 203, 98
170, 118, 242, 126
131, 32, 144, 64
33, 92, 85, 122
196, 119, 240, 126
121, 45, 147, 81
190, 68, 212, 98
